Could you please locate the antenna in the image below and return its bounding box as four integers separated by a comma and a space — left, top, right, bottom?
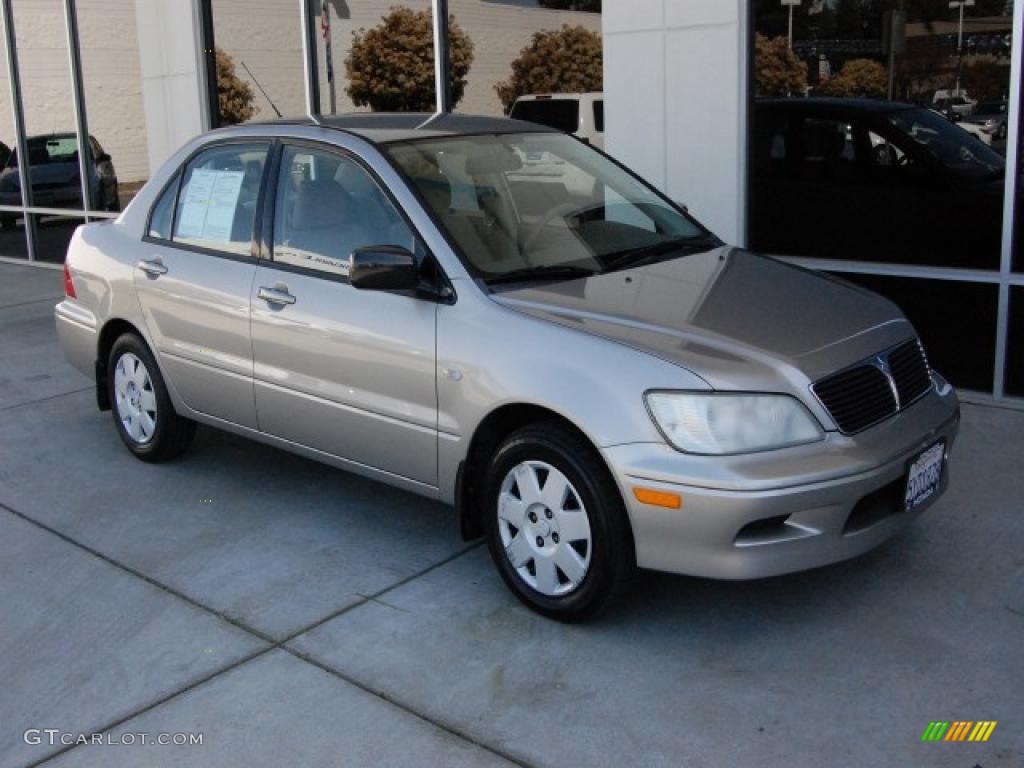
240, 61, 283, 118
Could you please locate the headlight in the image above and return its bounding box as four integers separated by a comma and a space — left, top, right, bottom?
645, 392, 824, 455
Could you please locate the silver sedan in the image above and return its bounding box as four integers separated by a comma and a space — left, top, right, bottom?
55, 114, 959, 620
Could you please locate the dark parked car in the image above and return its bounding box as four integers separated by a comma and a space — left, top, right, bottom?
961, 100, 1009, 143
0, 133, 118, 227
752, 98, 1009, 270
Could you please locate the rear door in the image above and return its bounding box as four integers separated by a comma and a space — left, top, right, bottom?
249, 142, 438, 485
134, 140, 270, 428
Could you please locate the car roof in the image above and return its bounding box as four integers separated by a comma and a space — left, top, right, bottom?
756, 97, 919, 114
240, 112, 557, 145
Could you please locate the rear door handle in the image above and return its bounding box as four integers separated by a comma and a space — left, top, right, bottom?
258, 286, 296, 306
137, 258, 167, 277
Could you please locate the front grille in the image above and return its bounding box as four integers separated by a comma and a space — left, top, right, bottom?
812, 338, 932, 434
888, 338, 932, 406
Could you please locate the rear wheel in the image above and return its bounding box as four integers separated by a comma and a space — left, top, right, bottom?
484, 421, 634, 621
107, 333, 194, 462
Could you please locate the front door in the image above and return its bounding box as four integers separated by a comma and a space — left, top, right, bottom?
250, 143, 438, 485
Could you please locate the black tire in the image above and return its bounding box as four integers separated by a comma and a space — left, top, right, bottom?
107, 332, 195, 462
484, 421, 635, 621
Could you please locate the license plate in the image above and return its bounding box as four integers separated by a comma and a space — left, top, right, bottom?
904, 441, 945, 511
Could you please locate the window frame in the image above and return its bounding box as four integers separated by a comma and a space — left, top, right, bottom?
259, 138, 442, 290
142, 137, 275, 265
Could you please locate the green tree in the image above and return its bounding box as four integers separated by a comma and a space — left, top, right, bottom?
820, 58, 888, 98
216, 48, 257, 125
346, 7, 475, 112
495, 25, 603, 111
754, 33, 808, 97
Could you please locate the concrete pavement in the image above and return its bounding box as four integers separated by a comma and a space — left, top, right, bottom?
1, 260, 1021, 767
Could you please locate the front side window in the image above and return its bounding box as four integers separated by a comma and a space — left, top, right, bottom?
272, 145, 413, 277
171, 143, 268, 256
386, 132, 709, 281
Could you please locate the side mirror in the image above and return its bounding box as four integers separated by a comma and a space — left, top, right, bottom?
349, 245, 419, 291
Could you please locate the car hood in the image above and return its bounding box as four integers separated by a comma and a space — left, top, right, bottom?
490, 247, 915, 391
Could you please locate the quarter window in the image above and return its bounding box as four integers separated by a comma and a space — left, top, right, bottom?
171, 143, 268, 256
271, 145, 413, 277
148, 175, 177, 240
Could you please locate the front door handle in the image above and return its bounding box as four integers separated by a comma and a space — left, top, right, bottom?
137, 258, 167, 277
258, 286, 296, 306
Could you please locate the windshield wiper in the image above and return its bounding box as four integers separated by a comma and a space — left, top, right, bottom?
485, 264, 598, 286
601, 235, 721, 273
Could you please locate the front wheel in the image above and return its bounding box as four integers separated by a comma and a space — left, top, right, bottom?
108, 333, 195, 462
484, 422, 635, 621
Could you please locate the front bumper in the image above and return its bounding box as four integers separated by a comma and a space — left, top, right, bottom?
602, 381, 960, 579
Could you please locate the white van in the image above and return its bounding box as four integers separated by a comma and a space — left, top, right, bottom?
509, 93, 605, 150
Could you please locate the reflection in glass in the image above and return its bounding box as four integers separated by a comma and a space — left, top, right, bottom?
210, 0, 305, 124
0, 217, 28, 260
78, 0, 150, 210
28, 215, 86, 265
750, 0, 1013, 271
836, 273, 998, 392
1007, 288, 1024, 396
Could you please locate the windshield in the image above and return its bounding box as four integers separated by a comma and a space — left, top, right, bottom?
386, 132, 711, 281
889, 108, 1003, 179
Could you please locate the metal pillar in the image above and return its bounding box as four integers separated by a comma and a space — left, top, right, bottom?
432, 0, 451, 113
63, 0, 94, 217
993, 0, 1023, 398
301, 0, 321, 118
0, 0, 37, 260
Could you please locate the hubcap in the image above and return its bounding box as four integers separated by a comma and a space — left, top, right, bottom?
497, 461, 592, 597
113, 352, 157, 444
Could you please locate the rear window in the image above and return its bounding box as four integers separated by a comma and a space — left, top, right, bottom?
510, 99, 580, 134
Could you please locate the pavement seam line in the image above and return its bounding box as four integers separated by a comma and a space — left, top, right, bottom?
0, 295, 64, 311
282, 645, 532, 768
2, 502, 507, 766
0, 386, 94, 414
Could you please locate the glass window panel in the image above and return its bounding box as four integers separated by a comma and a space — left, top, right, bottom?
210, 0, 306, 124
11, 0, 84, 252
0, 216, 28, 260
1006, 287, 1024, 396
751, 0, 1012, 271
834, 273, 998, 393
77, 0, 152, 211
30, 214, 86, 265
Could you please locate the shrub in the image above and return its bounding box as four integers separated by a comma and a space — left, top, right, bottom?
754, 33, 807, 97
217, 48, 257, 125
495, 25, 603, 112
346, 7, 475, 112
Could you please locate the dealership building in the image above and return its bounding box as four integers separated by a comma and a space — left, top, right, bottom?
0, 0, 1021, 402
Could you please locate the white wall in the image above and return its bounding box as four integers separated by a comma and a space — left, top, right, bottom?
603, 0, 748, 245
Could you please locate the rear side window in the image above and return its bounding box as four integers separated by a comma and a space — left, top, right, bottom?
509, 99, 580, 134
171, 143, 269, 256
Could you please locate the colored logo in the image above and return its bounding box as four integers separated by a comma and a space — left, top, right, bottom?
921, 721, 997, 742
